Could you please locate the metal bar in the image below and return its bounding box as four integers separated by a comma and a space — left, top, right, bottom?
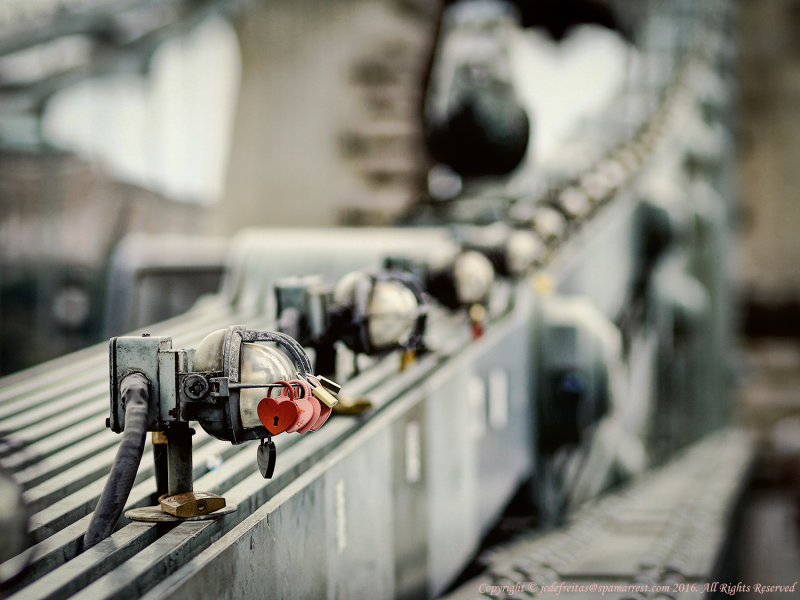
15, 434, 119, 488
3, 522, 162, 600
166, 424, 194, 496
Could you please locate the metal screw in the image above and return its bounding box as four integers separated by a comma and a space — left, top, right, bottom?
183, 374, 210, 400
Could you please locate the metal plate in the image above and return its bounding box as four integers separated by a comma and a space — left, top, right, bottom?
125, 504, 238, 523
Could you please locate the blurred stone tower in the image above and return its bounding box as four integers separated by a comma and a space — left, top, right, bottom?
219, 0, 443, 230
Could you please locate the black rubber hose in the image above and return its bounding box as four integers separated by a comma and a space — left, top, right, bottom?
84, 373, 149, 550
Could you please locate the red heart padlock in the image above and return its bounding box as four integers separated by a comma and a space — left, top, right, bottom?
257, 382, 298, 435
278, 379, 313, 433
311, 402, 332, 431
307, 376, 332, 431
291, 379, 321, 434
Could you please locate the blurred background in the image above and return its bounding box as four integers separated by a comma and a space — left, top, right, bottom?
1, 0, 800, 588
4, 0, 799, 374
0, 0, 647, 372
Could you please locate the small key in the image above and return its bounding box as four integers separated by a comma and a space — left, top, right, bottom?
257, 437, 277, 479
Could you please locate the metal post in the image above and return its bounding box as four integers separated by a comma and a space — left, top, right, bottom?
152, 431, 169, 501
166, 422, 194, 496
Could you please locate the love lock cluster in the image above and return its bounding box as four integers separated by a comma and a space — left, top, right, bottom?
255, 374, 339, 478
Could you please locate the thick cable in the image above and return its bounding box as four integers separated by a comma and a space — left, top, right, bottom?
84, 373, 149, 550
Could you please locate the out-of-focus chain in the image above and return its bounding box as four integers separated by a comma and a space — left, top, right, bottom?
524, 50, 711, 268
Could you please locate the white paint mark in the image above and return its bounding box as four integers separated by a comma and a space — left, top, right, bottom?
488, 368, 509, 429
468, 376, 487, 440
405, 421, 421, 484
335, 479, 347, 553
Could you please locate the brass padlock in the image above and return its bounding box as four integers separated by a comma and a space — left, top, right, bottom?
159, 491, 226, 517
316, 375, 342, 395
311, 384, 339, 408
